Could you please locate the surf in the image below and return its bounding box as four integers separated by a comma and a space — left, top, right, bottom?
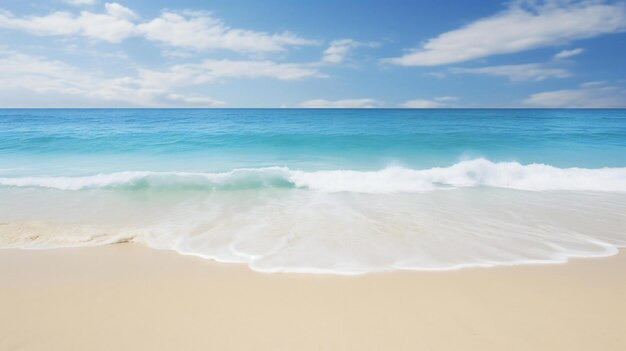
2, 159, 626, 193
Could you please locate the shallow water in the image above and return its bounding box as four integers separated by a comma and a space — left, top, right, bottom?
1, 108, 625, 273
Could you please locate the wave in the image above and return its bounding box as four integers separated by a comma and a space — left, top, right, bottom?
2, 186, 626, 274
1, 159, 626, 193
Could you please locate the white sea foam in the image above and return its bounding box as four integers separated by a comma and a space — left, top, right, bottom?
1, 181, 625, 274
1, 159, 626, 193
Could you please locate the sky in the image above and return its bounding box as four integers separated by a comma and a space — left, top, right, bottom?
0, 0, 625, 108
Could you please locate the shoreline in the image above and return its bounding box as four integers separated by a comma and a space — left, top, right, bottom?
2, 245, 626, 350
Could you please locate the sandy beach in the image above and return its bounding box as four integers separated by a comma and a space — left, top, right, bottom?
2, 0, 626, 349
1, 245, 625, 351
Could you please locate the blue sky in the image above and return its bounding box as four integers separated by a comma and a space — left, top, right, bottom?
0, 0, 625, 107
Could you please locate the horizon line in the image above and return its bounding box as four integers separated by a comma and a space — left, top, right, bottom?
1, 107, 625, 110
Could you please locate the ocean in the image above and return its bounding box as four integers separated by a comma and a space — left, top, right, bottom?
1, 108, 625, 274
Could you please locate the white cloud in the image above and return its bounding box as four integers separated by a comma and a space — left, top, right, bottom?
0, 51, 88, 93
384, 0, 626, 66
0, 50, 223, 107
401, 99, 446, 108
553, 47, 585, 59
0, 49, 324, 107
580, 80, 608, 87
451, 63, 571, 81
321, 39, 367, 63
299, 99, 381, 108
136, 11, 314, 53
0, 3, 314, 53
103, 2, 136, 19
523, 82, 626, 107
434, 96, 458, 102
320, 39, 379, 64
161, 94, 224, 106
0, 2, 136, 42
135, 60, 323, 89
63, 0, 97, 5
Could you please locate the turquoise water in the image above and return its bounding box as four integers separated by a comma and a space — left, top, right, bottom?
1, 109, 626, 273
2, 109, 626, 175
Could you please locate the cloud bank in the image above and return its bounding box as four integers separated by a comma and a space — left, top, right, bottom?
0, 50, 324, 107
524, 81, 626, 107
401, 96, 457, 108
299, 99, 381, 108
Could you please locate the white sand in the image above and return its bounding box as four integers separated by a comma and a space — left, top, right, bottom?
1, 245, 625, 350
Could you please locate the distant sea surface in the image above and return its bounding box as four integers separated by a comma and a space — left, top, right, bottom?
1, 109, 626, 273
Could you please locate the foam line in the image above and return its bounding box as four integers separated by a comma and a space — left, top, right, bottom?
2, 159, 626, 193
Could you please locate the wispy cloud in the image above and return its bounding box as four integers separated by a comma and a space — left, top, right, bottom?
322, 39, 360, 63
63, 0, 97, 5
451, 63, 571, 81
523, 81, 626, 107
401, 96, 457, 108
0, 50, 324, 107
299, 99, 381, 108
0, 3, 314, 53
433, 96, 458, 102
136, 59, 324, 87
321, 39, 377, 64
0, 50, 223, 107
384, 0, 626, 66
553, 47, 585, 60
136, 10, 315, 53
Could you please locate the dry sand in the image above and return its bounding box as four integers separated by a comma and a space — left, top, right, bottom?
1, 245, 625, 351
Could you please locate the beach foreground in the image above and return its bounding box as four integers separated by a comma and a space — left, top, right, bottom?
1, 246, 625, 351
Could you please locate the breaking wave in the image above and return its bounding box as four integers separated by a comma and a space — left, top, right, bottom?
1, 159, 626, 193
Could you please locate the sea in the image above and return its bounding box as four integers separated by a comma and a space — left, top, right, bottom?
1, 108, 625, 274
